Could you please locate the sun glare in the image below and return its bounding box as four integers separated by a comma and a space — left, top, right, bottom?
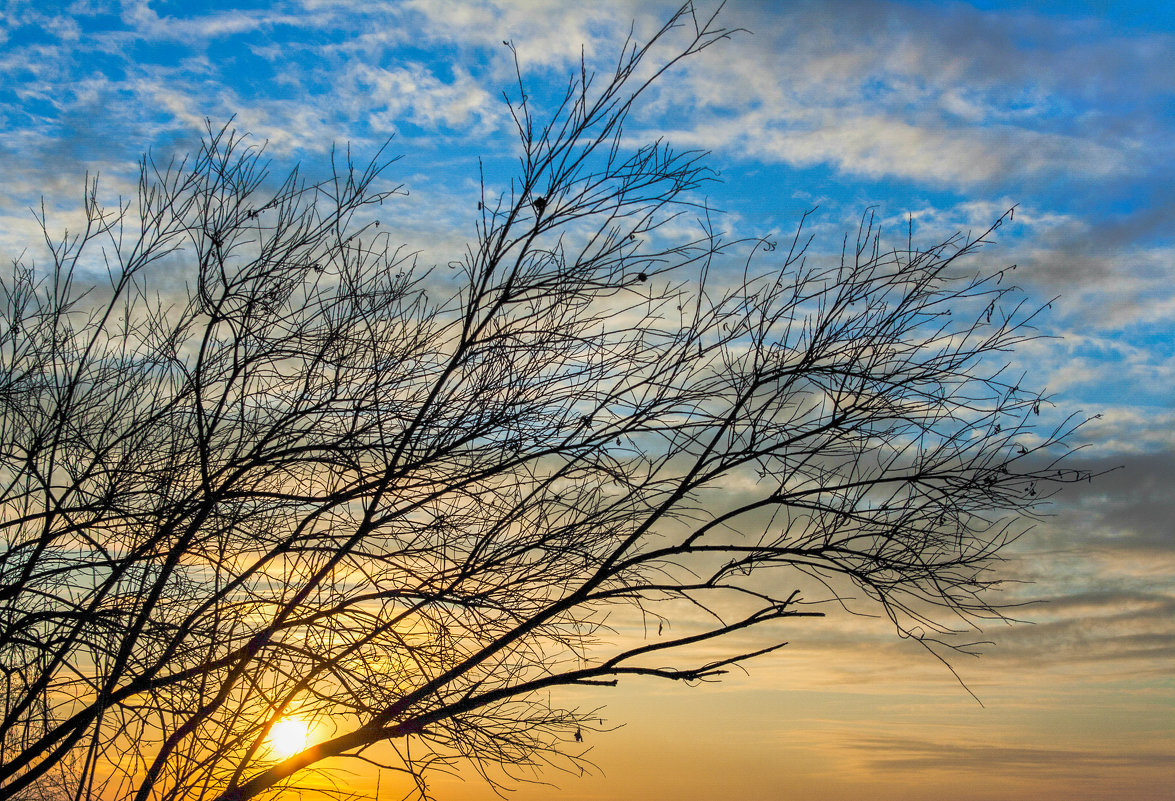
267, 717, 316, 759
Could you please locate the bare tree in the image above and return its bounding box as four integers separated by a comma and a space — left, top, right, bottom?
0, 4, 1091, 800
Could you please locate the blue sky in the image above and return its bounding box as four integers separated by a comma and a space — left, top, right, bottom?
1, 1, 1172, 799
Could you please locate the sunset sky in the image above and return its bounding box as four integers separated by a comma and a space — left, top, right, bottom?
1, 1, 1172, 800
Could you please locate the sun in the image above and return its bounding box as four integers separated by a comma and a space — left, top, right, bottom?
267, 717, 317, 759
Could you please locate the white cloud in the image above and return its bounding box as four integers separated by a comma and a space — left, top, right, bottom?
761, 115, 1123, 187
347, 63, 502, 135
611, 0, 1170, 192
396, 0, 676, 70
118, 1, 297, 41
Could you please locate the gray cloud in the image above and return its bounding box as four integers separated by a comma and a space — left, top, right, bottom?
1042, 450, 1175, 552
843, 733, 1174, 777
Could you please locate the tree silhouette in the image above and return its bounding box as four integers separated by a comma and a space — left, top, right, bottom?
0, 4, 1091, 800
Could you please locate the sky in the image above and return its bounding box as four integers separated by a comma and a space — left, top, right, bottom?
1, 1, 1172, 800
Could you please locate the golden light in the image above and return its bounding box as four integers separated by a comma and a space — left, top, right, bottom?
267, 717, 317, 759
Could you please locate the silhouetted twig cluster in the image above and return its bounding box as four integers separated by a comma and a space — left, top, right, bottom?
0, 4, 1091, 800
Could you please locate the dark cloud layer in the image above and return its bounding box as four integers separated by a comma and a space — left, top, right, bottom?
1046, 451, 1175, 551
